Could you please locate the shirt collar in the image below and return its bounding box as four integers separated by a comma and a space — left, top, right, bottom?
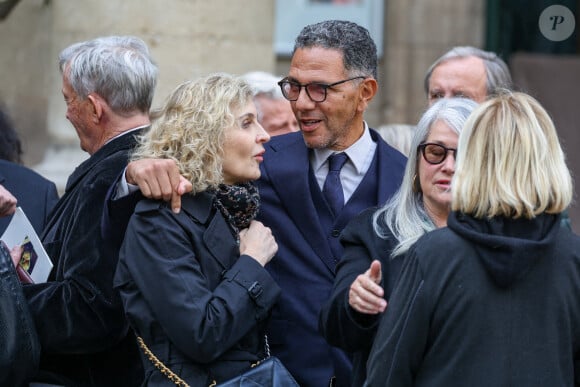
104, 124, 149, 146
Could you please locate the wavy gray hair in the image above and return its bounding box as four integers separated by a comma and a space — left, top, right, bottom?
59, 35, 158, 114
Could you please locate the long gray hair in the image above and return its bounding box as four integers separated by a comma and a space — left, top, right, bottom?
372, 98, 478, 257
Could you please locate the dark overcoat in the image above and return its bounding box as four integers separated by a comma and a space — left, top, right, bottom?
115, 192, 281, 386
319, 207, 403, 387
22, 131, 144, 386
365, 213, 580, 386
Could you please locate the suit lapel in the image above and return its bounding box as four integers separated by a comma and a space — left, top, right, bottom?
263, 134, 334, 269
373, 130, 407, 204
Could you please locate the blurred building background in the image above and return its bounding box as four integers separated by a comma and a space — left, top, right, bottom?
0, 0, 578, 230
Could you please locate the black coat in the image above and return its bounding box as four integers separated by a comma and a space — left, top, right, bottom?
22, 131, 144, 386
365, 213, 580, 386
115, 191, 281, 386
0, 242, 40, 386
319, 207, 403, 387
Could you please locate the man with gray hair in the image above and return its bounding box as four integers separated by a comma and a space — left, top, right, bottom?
241, 71, 299, 136
19, 35, 157, 385
251, 20, 406, 387
425, 45, 513, 104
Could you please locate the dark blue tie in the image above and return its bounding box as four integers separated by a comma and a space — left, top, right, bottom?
322, 152, 348, 216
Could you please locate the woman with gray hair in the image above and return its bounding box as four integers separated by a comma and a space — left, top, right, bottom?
320, 97, 477, 386
365, 91, 579, 386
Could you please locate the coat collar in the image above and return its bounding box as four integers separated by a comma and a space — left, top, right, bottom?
180, 190, 214, 224
64, 129, 145, 193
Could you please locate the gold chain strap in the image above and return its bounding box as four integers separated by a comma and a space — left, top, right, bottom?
136, 334, 269, 387
136, 336, 190, 387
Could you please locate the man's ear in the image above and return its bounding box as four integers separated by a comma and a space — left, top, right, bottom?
87, 93, 104, 123
357, 77, 378, 113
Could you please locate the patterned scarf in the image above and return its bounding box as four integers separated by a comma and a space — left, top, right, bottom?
211, 182, 260, 237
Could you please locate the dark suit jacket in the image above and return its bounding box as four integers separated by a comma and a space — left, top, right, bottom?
114, 192, 281, 386
22, 131, 143, 386
0, 159, 59, 235
255, 129, 406, 387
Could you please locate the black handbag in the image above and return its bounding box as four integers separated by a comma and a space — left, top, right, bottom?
137, 335, 299, 387
216, 355, 299, 387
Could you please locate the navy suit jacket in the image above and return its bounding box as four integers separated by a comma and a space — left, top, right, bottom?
0, 160, 59, 235
255, 129, 406, 387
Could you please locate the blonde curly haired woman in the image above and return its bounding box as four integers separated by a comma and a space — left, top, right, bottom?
114, 74, 282, 386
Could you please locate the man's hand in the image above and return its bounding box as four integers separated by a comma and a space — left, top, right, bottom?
125, 159, 192, 213
0, 184, 17, 217
348, 260, 387, 315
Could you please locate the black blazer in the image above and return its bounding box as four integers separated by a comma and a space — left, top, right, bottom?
115, 191, 281, 386
23, 131, 143, 386
319, 207, 403, 387
0, 159, 59, 235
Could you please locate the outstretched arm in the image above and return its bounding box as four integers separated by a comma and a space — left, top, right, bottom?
125, 159, 192, 213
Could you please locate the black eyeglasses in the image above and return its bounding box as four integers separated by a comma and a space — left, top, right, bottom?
277, 76, 366, 102
418, 143, 457, 165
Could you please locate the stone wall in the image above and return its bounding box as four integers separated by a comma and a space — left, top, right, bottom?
0, 0, 485, 192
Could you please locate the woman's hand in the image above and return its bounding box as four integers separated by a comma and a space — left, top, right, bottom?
239, 220, 278, 267
348, 260, 387, 315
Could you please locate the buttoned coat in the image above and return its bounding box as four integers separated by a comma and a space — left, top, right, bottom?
319, 207, 404, 387
115, 192, 281, 386
255, 129, 406, 387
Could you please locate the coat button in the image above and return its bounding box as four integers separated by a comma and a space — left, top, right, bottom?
331, 229, 340, 238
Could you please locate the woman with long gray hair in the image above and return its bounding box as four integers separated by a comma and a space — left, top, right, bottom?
320, 97, 477, 386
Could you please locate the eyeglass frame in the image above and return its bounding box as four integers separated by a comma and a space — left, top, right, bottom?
417, 142, 457, 165
277, 76, 366, 103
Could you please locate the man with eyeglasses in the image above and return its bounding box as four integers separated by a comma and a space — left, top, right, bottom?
102, 20, 406, 387
253, 20, 406, 387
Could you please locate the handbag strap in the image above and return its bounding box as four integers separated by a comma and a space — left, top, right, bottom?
136, 334, 270, 387
136, 336, 190, 387
264, 334, 270, 358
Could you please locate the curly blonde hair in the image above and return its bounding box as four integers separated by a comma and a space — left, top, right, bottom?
131, 73, 253, 194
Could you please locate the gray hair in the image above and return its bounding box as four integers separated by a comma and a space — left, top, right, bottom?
372, 98, 478, 257
294, 20, 377, 79
424, 46, 512, 97
59, 35, 158, 114
241, 71, 285, 100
